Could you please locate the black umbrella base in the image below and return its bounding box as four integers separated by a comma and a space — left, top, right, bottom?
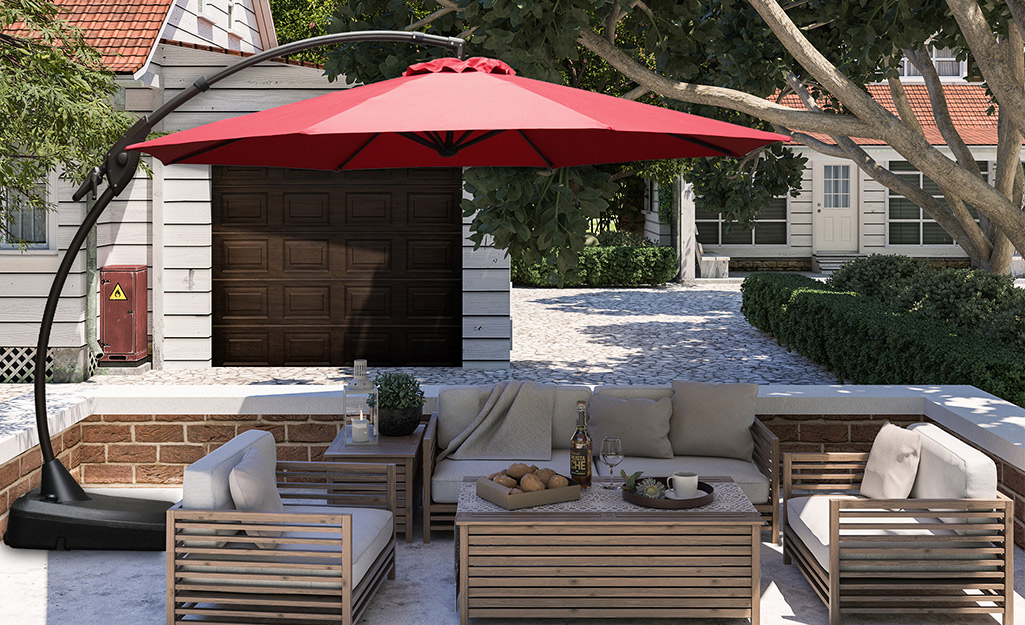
4, 489, 172, 550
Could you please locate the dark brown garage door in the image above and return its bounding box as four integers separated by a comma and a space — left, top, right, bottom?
212, 166, 462, 366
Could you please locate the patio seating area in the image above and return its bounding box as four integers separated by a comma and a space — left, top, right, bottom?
3, 285, 1025, 624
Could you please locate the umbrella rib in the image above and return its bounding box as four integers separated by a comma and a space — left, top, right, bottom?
670, 134, 739, 157
337, 133, 381, 170
399, 131, 444, 152
516, 131, 554, 168
166, 138, 244, 165
453, 130, 505, 151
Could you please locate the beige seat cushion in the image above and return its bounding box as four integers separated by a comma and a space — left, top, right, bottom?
786, 495, 995, 573
587, 394, 673, 459
431, 451, 770, 504
180, 506, 393, 588
860, 423, 921, 499
670, 381, 757, 461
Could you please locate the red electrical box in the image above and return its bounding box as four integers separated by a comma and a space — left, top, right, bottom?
99, 265, 148, 362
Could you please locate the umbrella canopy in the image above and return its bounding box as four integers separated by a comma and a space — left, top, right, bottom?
128, 57, 787, 169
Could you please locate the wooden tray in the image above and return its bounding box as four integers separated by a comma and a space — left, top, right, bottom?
622, 479, 714, 509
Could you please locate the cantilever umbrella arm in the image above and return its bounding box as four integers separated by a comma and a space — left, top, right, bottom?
32, 30, 466, 504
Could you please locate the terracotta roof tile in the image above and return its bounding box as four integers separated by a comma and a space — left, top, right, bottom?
779, 83, 1001, 146
4, 0, 174, 74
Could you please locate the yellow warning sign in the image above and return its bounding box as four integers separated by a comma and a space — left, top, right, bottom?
109, 283, 127, 301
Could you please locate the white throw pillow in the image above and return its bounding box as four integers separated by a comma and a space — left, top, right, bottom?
860, 423, 922, 499
228, 446, 284, 547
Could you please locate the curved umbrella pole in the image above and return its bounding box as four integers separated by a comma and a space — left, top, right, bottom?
32, 31, 466, 505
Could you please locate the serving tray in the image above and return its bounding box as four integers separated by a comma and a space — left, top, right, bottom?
621, 479, 714, 509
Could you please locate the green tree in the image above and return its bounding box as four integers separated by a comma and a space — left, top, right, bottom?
292, 0, 1025, 274
0, 0, 132, 249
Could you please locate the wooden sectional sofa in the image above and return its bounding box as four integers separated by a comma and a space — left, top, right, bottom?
421, 383, 779, 542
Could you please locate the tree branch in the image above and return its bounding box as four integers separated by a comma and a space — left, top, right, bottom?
404, 7, 456, 31
577, 28, 885, 139
605, 3, 624, 43
886, 74, 924, 137
906, 47, 981, 177
1007, 0, 1025, 43
621, 85, 649, 101
946, 0, 1025, 131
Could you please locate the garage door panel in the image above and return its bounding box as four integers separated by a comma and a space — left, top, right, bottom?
283, 193, 330, 224
282, 332, 332, 365
344, 286, 393, 319
345, 193, 392, 225
219, 331, 271, 365
218, 239, 269, 274
407, 239, 456, 272
219, 193, 268, 227
408, 192, 458, 224
218, 285, 270, 320
346, 239, 392, 273
213, 166, 461, 366
282, 286, 331, 320
406, 284, 459, 319
283, 238, 331, 273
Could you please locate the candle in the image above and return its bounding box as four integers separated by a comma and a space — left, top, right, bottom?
351, 419, 369, 443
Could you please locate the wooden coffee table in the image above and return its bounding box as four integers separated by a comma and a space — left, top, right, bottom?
455, 476, 762, 624
325, 424, 424, 542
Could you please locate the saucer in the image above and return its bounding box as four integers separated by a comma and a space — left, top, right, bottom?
665, 490, 701, 501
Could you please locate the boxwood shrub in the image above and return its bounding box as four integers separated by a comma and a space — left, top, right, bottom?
741, 272, 1025, 407
828, 254, 1025, 349
512, 246, 678, 287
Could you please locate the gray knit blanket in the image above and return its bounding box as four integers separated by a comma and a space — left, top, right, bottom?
438, 381, 554, 461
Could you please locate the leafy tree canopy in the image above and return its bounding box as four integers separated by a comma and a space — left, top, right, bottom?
275, 0, 1025, 274
0, 0, 132, 249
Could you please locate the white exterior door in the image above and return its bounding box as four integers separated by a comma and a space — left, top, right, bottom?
813, 163, 858, 252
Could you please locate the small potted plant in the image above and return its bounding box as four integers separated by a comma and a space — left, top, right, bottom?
371, 372, 426, 436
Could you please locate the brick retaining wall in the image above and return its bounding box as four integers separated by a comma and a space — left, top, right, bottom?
2, 411, 1023, 547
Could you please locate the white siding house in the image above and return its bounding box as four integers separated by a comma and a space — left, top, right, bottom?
0, 0, 511, 382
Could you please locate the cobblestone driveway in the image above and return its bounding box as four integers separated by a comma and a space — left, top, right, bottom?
0, 282, 836, 403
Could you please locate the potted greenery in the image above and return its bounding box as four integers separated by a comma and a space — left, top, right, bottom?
371, 372, 426, 436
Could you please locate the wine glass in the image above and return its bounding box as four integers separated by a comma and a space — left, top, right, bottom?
600, 436, 624, 489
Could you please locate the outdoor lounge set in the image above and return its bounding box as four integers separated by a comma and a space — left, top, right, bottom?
164, 382, 1014, 625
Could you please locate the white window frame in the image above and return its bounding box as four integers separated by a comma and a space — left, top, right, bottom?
694, 195, 790, 247
885, 160, 987, 246
899, 46, 967, 80
0, 170, 58, 254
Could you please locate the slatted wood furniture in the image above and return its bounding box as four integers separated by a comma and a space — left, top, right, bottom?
424, 410, 779, 543
455, 476, 763, 625
167, 430, 398, 625
420, 385, 779, 540
326, 423, 424, 543
783, 451, 1014, 625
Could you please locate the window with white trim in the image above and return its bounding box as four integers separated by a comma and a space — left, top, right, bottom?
695, 196, 788, 245
887, 160, 986, 245
899, 46, 965, 78
1, 183, 50, 250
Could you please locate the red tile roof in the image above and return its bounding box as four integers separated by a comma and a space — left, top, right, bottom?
5, 0, 174, 74
779, 83, 1000, 146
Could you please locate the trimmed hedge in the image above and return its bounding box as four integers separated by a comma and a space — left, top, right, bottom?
512, 246, 678, 287
741, 272, 1025, 407
829, 255, 1025, 349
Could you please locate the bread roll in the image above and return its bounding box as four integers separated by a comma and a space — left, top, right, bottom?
520, 473, 546, 492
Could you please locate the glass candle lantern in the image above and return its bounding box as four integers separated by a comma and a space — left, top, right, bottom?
343, 359, 378, 445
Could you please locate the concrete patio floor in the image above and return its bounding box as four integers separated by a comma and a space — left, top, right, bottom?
1, 487, 1022, 625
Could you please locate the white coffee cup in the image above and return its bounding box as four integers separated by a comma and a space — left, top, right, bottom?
667, 471, 699, 498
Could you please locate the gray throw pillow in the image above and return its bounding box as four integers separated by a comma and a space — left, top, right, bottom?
228, 447, 285, 547
860, 422, 922, 499
587, 394, 674, 459
669, 381, 757, 461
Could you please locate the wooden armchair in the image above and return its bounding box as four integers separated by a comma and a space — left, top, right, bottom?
167, 457, 397, 625
783, 451, 1014, 625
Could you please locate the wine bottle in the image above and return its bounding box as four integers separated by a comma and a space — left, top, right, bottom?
569, 400, 592, 488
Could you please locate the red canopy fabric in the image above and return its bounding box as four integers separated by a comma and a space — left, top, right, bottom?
129, 57, 787, 170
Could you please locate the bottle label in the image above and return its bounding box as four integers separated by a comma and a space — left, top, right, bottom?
570, 453, 589, 474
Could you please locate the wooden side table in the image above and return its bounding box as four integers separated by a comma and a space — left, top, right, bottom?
325, 423, 424, 543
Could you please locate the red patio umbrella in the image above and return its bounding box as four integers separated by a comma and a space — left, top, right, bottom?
128, 57, 787, 168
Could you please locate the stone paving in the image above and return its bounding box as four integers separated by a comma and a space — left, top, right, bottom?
0, 282, 836, 405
